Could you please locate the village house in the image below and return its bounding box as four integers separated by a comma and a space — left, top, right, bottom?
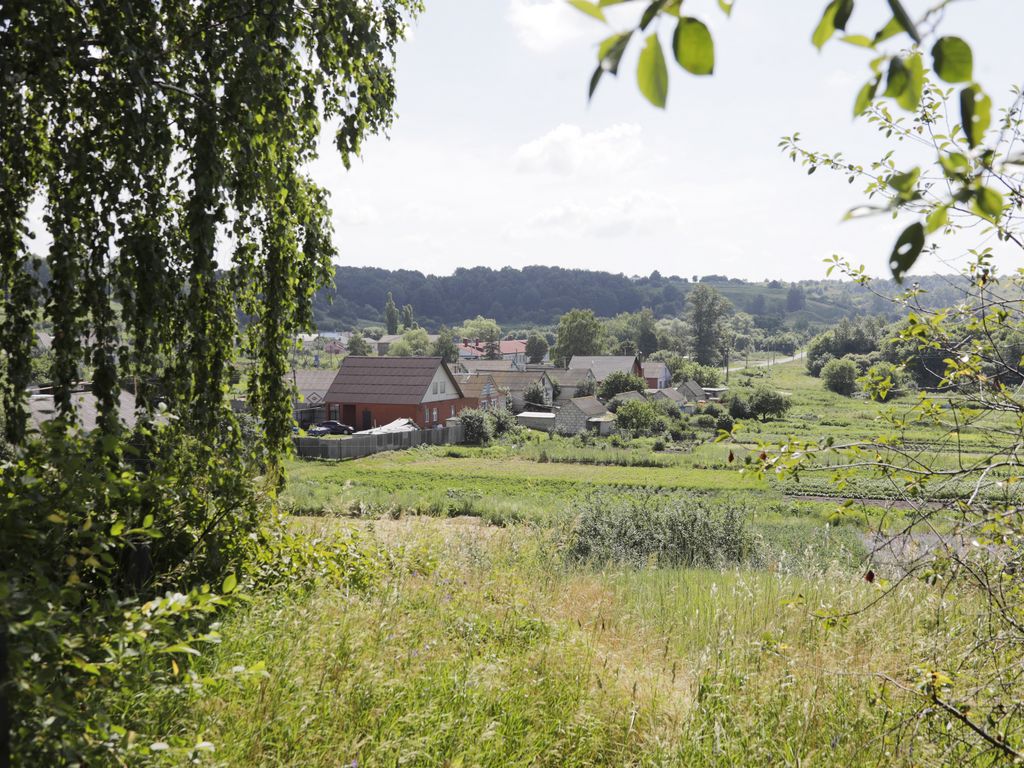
456, 358, 516, 374
457, 338, 527, 367
454, 373, 508, 411
567, 355, 643, 383
676, 379, 708, 404
548, 368, 596, 402
28, 389, 146, 431
553, 395, 615, 436
610, 389, 646, 406
642, 360, 671, 389
324, 356, 468, 430
475, 370, 554, 413
289, 368, 338, 427
649, 387, 694, 413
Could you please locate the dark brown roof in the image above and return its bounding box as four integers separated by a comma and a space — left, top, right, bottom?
326, 356, 462, 405
568, 395, 608, 418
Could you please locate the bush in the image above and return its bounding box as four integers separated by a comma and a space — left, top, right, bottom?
459, 409, 492, 444
728, 394, 752, 420
715, 413, 734, 433
615, 399, 660, 436
488, 407, 519, 437
860, 361, 911, 402
701, 402, 722, 418
695, 414, 716, 429
598, 371, 646, 401
565, 491, 759, 568
821, 356, 859, 396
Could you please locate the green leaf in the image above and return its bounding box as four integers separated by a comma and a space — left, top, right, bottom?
110, 521, 124, 537
639, 0, 668, 30
841, 34, 874, 48
222, 573, 238, 594
959, 85, 991, 148
142, 513, 154, 528
973, 186, 1004, 222
834, 0, 854, 30
932, 37, 972, 83
887, 166, 920, 194
884, 55, 922, 111
568, 0, 606, 22
598, 31, 632, 74
672, 17, 714, 75
637, 34, 669, 107
890, 222, 925, 281
853, 76, 880, 116
939, 152, 969, 178
718, 0, 734, 16
589, 66, 604, 99
873, 17, 903, 44
812, 0, 841, 50
925, 205, 948, 233
887, 0, 921, 43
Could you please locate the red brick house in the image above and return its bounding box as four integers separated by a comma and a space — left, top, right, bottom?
454, 373, 508, 411
324, 356, 469, 430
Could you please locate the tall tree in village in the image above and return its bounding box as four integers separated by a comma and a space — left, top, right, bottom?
384, 292, 399, 335
346, 331, 373, 357
432, 326, 459, 364
553, 309, 603, 366
0, 0, 417, 762
685, 284, 732, 366
400, 303, 415, 330
525, 332, 548, 364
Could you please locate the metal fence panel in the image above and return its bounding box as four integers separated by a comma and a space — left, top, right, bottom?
293, 424, 464, 460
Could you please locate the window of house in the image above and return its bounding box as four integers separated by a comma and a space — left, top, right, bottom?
440, 381, 445, 393
432, 407, 438, 423
432, 382, 438, 395
424, 407, 429, 423
450, 405, 455, 417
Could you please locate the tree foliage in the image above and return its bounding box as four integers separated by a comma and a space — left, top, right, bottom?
554, 309, 604, 366
346, 331, 373, 357
0, 0, 417, 760
432, 325, 459, 364
820, 356, 860, 396
384, 292, 400, 335
598, 371, 646, 402
614, 398, 659, 436
686, 285, 732, 366
525, 333, 549, 364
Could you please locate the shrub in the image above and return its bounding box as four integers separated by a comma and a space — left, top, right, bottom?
715, 414, 734, 433
701, 402, 722, 418
860, 361, 911, 402
522, 380, 548, 411
459, 409, 492, 444
598, 371, 646, 401
728, 394, 752, 420
565, 491, 759, 568
615, 399, 659, 436
821, 356, 859, 396
488, 407, 519, 437
748, 384, 791, 421
695, 414, 716, 429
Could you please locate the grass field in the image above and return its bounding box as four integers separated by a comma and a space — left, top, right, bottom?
138, 360, 1008, 765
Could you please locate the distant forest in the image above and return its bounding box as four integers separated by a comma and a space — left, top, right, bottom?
312, 265, 973, 332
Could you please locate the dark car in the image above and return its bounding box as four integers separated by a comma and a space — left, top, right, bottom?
308, 420, 355, 436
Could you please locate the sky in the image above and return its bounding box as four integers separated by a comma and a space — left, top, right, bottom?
308, 0, 1024, 282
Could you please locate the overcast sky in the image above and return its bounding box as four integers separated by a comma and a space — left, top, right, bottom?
309, 0, 1023, 282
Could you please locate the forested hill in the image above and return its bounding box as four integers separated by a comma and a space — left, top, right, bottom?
311, 265, 970, 331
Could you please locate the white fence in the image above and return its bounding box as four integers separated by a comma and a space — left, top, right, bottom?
292, 423, 465, 460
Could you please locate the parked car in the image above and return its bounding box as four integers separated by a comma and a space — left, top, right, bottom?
308, 420, 355, 436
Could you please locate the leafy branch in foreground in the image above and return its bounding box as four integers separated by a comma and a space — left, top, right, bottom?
571, 0, 1015, 280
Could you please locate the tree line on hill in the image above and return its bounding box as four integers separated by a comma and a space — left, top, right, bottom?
310, 265, 980, 333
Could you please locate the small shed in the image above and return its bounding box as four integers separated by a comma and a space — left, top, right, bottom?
517, 411, 556, 432
554, 395, 610, 436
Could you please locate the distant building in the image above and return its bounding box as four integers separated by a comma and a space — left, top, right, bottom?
457, 338, 527, 367
454, 373, 507, 411
554, 396, 615, 436
548, 368, 596, 402
324, 356, 468, 430
676, 380, 708, 403
474, 370, 554, 413
649, 387, 693, 413
642, 360, 671, 389
456, 358, 516, 374
289, 368, 338, 427
610, 389, 646, 406
567, 355, 642, 383
28, 389, 143, 431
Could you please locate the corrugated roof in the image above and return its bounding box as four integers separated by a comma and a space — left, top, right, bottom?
642, 361, 669, 379
677, 380, 706, 402
481, 370, 549, 391
28, 390, 141, 431
289, 368, 338, 403
568, 355, 639, 381
326, 356, 462, 405
569, 395, 608, 418
651, 387, 686, 403
548, 368, 593, 387
459, 359, 514, 372
454, 373, 497, 399
611, 390, 646, 403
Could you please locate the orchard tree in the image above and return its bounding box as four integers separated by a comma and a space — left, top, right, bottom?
821, 356, 859, 396
598, 371, 646, 401
554, 308, 604, 366
387, 328, 431, 356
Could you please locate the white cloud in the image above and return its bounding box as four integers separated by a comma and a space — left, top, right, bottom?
506, 0, 594, 53
330, 190, 380, 226
513, 123, 644, 176
511, 190, 678, 239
